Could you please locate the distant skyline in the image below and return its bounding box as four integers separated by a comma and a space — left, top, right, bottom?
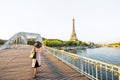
0, 0, 120, 44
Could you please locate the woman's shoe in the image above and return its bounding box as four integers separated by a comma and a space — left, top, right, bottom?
33, 76, 36, 79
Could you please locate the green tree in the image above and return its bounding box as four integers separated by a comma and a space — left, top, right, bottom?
43, 38, 88, 47
0, 39, 6, 45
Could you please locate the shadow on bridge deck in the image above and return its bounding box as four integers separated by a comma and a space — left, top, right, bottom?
0, 45, 90, 80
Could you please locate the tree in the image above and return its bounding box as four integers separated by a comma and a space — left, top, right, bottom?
0, 39, 6, 45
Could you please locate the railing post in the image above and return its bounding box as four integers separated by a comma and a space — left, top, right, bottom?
96, 62, 98, 80
100, 64, 103, 80
81, 59, 84, 75
88, 60, 90, 74
85, 59, 86, 73
92, 62, 93, 78
61, 50, 64, 59
111, 66, 113, 80
105, 65, 108, 80
118, 67, 120, 80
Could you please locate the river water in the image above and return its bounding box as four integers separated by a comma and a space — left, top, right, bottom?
66, 47, 120, 66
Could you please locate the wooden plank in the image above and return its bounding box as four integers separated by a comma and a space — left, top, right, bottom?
0, 45, 90, 80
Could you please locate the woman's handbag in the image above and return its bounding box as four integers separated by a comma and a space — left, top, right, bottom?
29, 52, 36, 59
29, 48, 36, 59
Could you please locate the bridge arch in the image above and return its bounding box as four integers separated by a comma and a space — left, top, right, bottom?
0, 32, 42, 50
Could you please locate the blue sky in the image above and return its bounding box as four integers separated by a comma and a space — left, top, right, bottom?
0, 0, 120, 44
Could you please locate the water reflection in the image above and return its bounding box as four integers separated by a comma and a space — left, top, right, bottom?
65, 48, 87, 56
65, 47, 120, 66
76, 49, 87, 56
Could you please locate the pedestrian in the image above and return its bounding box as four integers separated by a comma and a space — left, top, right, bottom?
30, 41, 44, 78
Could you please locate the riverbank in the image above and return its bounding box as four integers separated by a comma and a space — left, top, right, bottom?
53, 46, 100, 51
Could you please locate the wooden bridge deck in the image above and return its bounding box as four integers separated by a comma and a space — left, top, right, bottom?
0, 45, 90, 80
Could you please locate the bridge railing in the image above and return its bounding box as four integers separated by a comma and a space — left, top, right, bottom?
45, 46, 120, 80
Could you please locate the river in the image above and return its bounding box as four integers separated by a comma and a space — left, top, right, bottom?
66, 47, 120, 66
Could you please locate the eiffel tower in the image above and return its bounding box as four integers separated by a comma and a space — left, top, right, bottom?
70, 18, 78, 41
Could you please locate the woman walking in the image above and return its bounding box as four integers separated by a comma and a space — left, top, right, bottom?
31, 41, 44, 78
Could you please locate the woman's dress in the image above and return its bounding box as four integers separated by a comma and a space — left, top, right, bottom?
32, 47, 43, 68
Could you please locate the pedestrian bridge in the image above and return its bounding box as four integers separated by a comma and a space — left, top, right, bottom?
0, 32, 120, 80
0, 45, 120, 80
0, 45, 89, 80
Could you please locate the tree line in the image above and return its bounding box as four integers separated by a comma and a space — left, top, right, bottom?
0, 38, 88, 47
109, 42, 120, 45
0, 39, 6, 45
43, 39, 88, 47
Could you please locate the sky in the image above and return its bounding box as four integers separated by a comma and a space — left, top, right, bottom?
0, 0, 120, 44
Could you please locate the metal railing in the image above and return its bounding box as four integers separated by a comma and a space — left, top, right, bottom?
45, 47, 120, 80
